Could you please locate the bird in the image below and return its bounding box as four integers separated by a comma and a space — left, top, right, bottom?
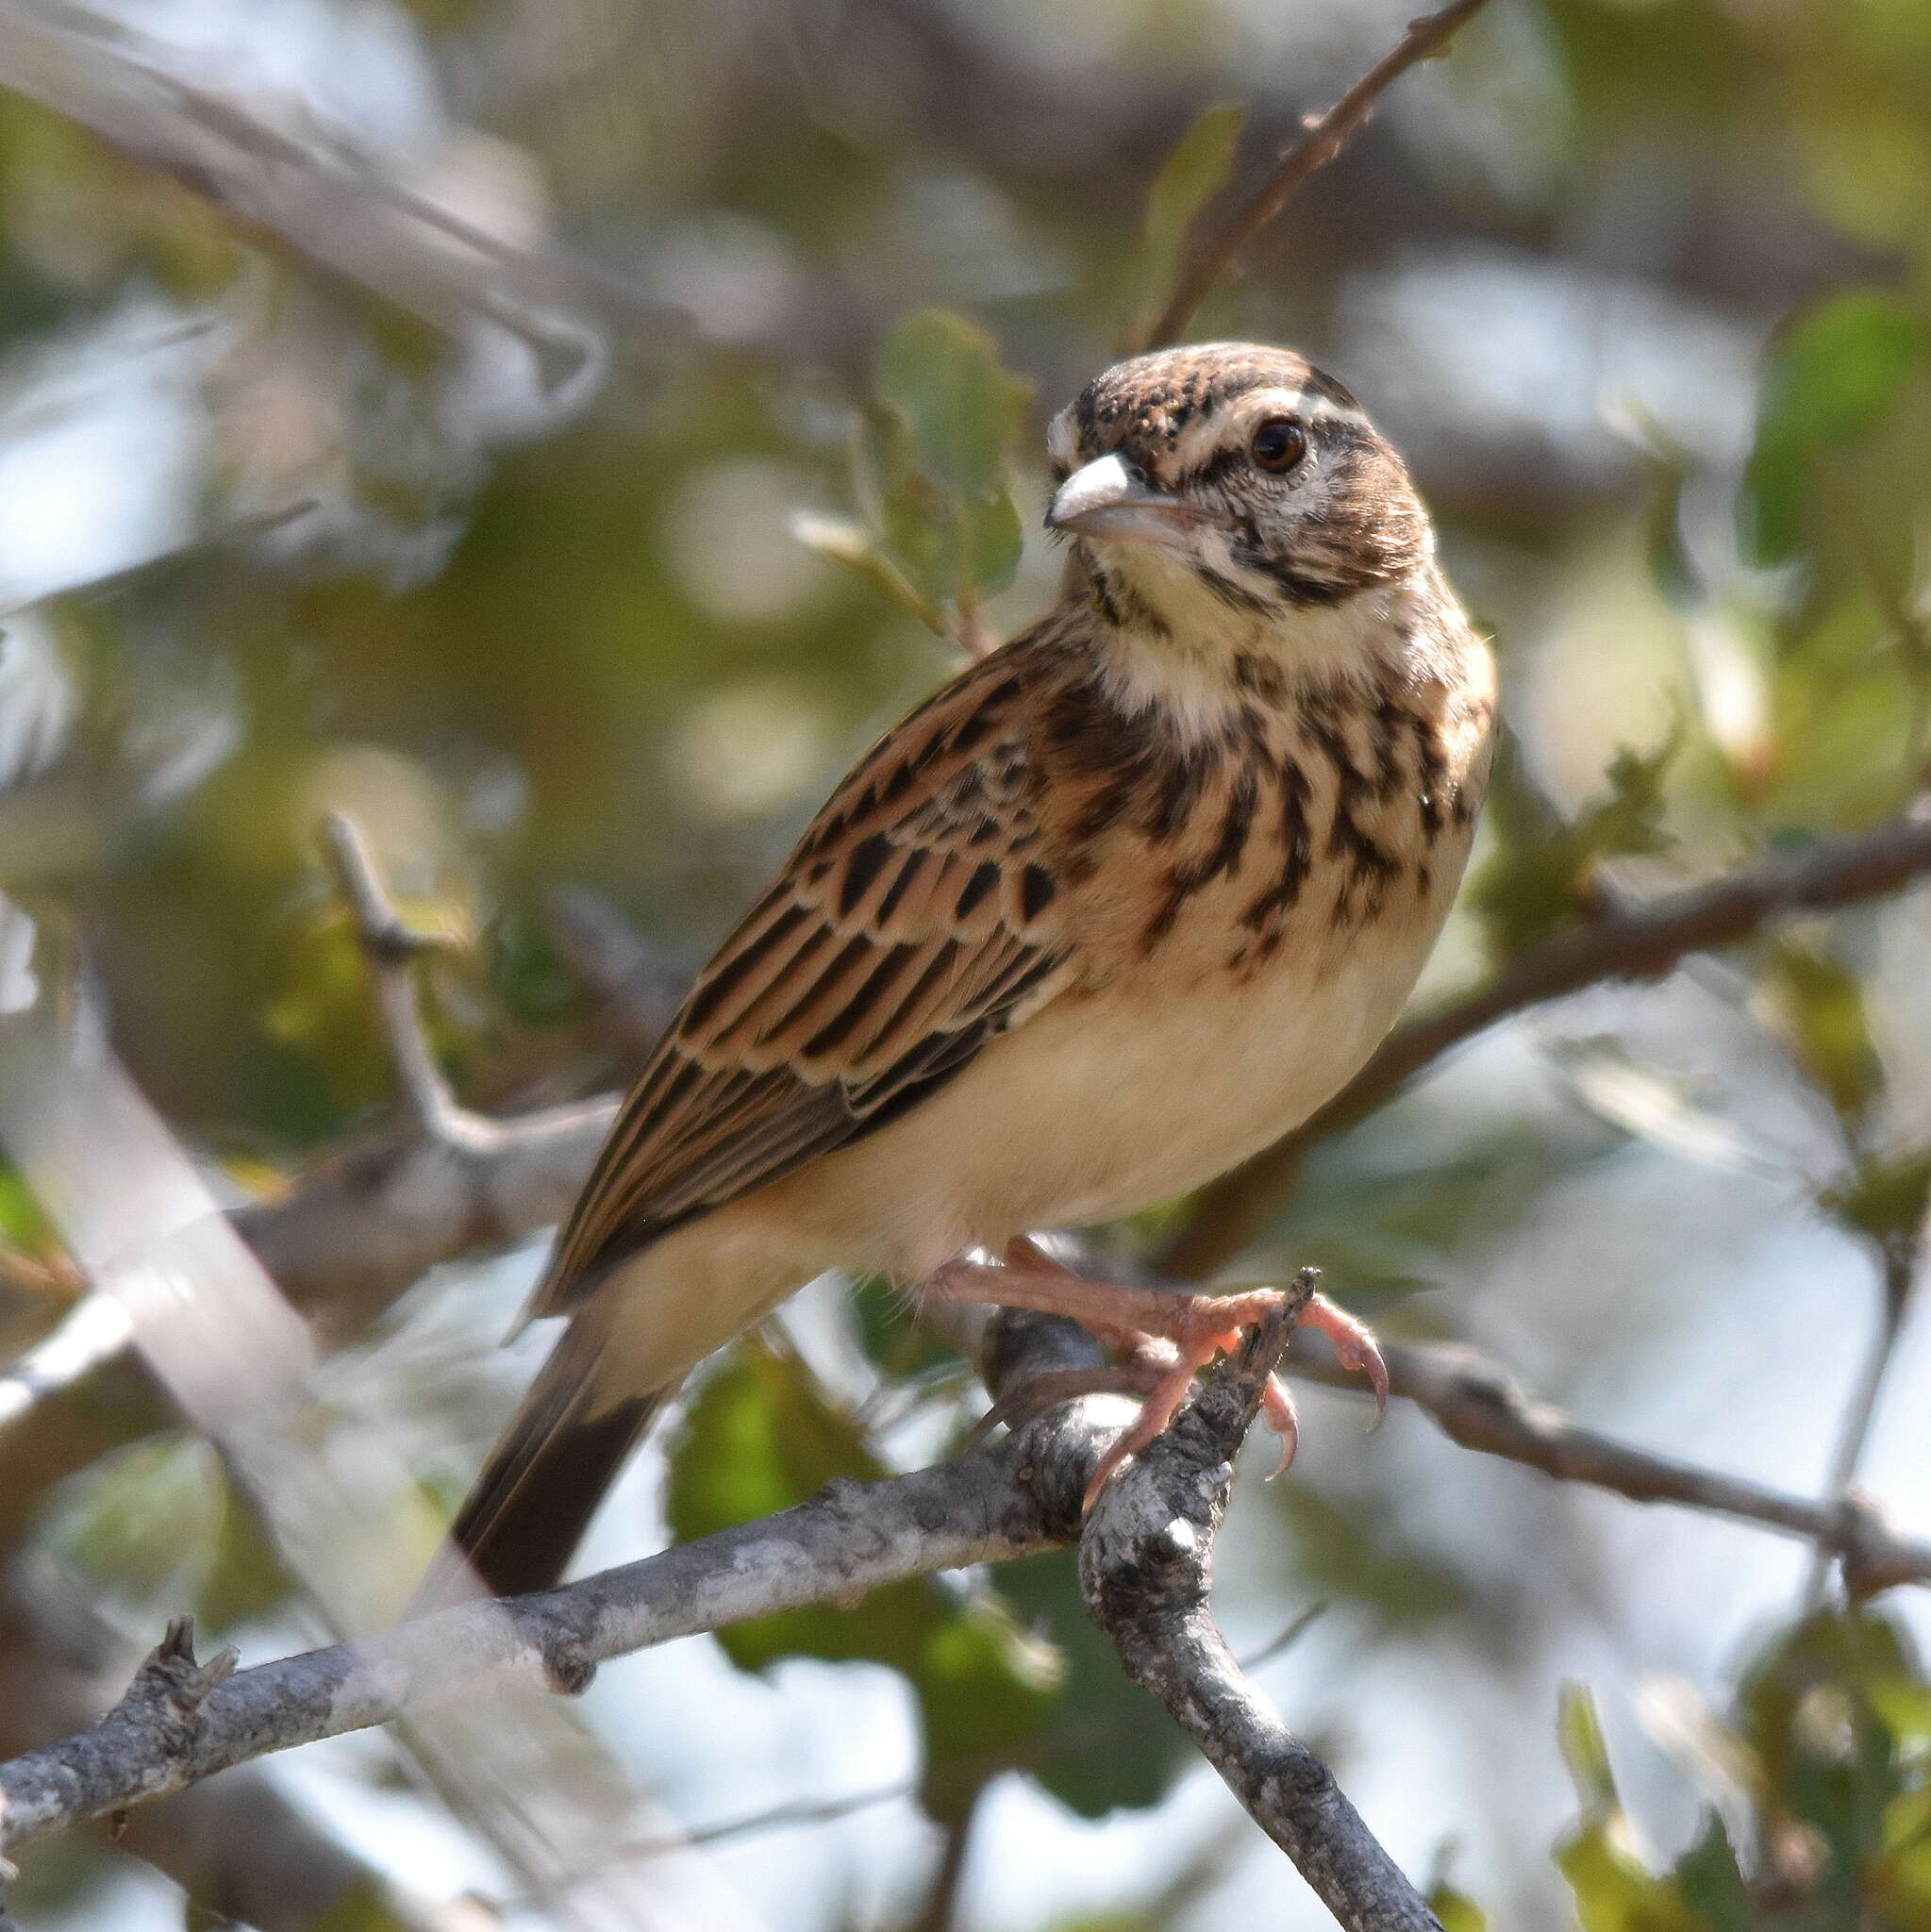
442, 341, 1495, 1600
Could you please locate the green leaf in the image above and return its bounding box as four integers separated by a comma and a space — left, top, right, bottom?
874, 309, 1028, 509
963, 490, 1024, 598
307, 1878, 419, 1932
665, 1341, 1057, 1821
824, 310, 1032, 635
36, 1434, 226, 1616
1470, 730, 1680, 958
1556, 1694, 1725, 1931
1671, 1814, 1753, 1932
1128, 103, 1245, 334
1559, 1684, 1623, 1817
996, 1546, 1190, 1818
1744, 291, 1930, 563
1734, 1610, 1928, 1920
1821, 1150, 1931, 1261
791, 511, 950, 635
1758, 938, 1884, 1139
1273, 1481, 1473, 1630
0, 1162, 57, 1257
1426, 1880, 1490, 1931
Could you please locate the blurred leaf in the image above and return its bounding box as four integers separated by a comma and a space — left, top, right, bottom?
791, 511, 949, 636
857, 309, 1032, 625
37, 1433, 225, 1616
1642, 450, 1699, 613
486, 901, 579, 1032
1273, 1123, 1609, 1301
963, 488, 1024, 598
35, 1430, 292, 1632
307, 1879, 419, 1932
1273, 1482, 1473, 1631
1556, 1689, 1733, 1930
1744, 291, 1930, 564
1470, 730, 1680, 958
874, 309, 1027, 507
1426, 1880, 1490, 1931
996, 1546, 1190, 1818
665, 1340, 1057, 1820
848, 1273, 960, 1381
1126, 102, 1245, 338
1820, 1150, 1931, 1262
1672, 1816, 1753, 1932
1757, 938, 1884, 1139
1734, 1610, 1931, 1924
0, 1162, 58, 1257
1560, 1684, 1623, 1816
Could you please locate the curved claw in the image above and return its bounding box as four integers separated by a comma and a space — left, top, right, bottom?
1262, 1373, 1299, 1478
1298, 1291, 1390, 1425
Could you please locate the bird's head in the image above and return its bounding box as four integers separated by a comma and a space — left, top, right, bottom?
1045, 343, 1432, 650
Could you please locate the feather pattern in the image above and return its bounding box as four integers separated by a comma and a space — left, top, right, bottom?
529, 651, 1077, 1316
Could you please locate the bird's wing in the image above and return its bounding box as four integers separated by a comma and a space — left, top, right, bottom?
530, 649, 1077, 1316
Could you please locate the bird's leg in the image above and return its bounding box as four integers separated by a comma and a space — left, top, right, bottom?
924, 1238, 1386, 1509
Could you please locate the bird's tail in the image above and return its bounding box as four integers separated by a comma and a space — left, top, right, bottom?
424, 1299, 670, 1607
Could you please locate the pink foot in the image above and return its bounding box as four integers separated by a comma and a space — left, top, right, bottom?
924, 1242, 1387, 1507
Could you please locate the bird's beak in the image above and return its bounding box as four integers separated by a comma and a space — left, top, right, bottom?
1047, 452, 1200, 545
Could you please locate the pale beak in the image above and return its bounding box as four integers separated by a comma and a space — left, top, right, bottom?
1047, 452, 1201, 545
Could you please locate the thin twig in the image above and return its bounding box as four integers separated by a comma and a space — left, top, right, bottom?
318, 813, 472, 1146
1136, 0, 1495, 350
1240, 1600, 1330, 1674
908, 1786, 984, 1932
0, 1291, 132, 1438
1287, 1328, 1931, 1601
1080, 1304, 1443, 1931
1160, 806, 1931, 1279
1804, 1236, 1921, 1607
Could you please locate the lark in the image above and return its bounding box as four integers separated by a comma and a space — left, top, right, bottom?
448, 342, 1495, 1596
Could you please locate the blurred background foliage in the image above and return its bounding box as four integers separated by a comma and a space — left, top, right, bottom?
6, 0, 1931, 1927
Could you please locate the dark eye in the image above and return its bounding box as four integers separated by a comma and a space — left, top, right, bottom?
1249, 417, 1307, 475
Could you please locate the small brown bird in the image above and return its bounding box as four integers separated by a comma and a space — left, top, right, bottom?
448, 342, 1495, 1597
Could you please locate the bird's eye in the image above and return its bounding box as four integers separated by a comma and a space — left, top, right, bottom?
1249, 417, 1307, 475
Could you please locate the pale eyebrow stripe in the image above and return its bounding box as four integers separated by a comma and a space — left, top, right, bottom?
1045, 408, 1080, 470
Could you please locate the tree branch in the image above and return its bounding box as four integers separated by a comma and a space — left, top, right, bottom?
1161, 808, 1931, 1279
0, 1, 675, 393
0, 1558, 491, 1932
0, 1393, 1104, 1857
1136, 0, 1495, 351
0, 1310, 1446, 1925
2, 1308, 1927, 1907
1288, 1329, 1931, 1600
1083, 1299, 1443, 1931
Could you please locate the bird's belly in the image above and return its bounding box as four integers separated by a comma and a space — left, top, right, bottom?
802, 904, 1449, 1278
997, 939, 1428, 1225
